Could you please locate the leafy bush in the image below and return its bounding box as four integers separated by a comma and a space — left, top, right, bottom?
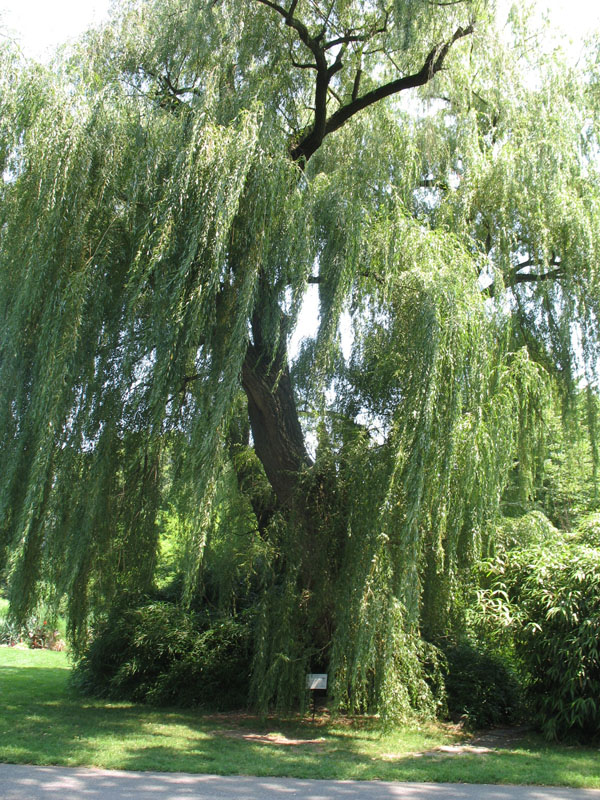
479, 535, 600, 741
73, 600, 253, 709
577, 513, 600, 546
441, 642, 522, 729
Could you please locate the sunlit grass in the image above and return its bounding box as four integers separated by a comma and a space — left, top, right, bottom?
0, 647, 598, 786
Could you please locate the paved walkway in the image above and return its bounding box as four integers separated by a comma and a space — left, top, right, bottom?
2, 764, 600, 800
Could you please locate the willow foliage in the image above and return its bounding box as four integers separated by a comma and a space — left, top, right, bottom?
1, 1, 599, 714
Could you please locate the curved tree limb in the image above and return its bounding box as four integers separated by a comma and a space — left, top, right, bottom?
291, 23, 474, 161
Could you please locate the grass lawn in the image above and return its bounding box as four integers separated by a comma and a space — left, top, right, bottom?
0, 647, 598, 787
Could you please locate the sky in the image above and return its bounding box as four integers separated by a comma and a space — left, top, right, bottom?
0, 0, 111, 60
0, 0, 599, 61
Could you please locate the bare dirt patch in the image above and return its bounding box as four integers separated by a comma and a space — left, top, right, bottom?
469, 726, 532, 749
216, 729, 325, 747
381, 726, 532, 761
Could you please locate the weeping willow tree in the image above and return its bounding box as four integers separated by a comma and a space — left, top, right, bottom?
1, 0, 600, 715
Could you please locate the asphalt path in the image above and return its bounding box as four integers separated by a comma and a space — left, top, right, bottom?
2, 764, 600, 800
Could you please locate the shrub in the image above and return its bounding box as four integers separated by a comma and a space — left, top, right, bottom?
479, 536, 600, 741
441, 642, 522, 729
577, 513, 600, 546
73, 600, 253, 709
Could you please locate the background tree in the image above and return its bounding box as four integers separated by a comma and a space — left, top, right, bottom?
1, 0, 599, 715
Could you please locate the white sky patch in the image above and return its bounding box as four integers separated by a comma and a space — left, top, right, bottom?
289, 284, 320, 356
501, 0, 600, 45
0, 0, 598, 63
0, 0, 111, 60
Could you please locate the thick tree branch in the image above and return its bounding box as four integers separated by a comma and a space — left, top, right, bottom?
511, 268, 565, 286
486, 262, 566, 298
308, 270, 384, 284
512, 254, 561, 274
255, 0, 473, 164
321, 24, 473, 139
255, 0, 336, 162
291, 23, 473, 161
291, 57, 318, 69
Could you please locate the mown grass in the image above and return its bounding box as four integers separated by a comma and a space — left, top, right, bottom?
1, 647, 598, 786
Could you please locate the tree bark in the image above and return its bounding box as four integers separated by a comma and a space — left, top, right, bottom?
241, 339, 312, 507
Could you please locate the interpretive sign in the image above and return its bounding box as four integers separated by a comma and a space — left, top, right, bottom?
306, 673, 327, 690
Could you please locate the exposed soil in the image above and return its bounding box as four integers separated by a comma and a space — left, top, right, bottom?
216, 730, 325, 746
382, 726, 532, 761
470, 726, 532, 750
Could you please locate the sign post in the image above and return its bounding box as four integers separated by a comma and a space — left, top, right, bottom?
306, 673, 327, 721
